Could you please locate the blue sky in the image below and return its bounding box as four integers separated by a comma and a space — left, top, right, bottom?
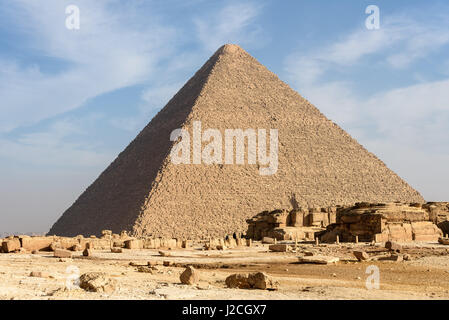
1, 0, 449, 235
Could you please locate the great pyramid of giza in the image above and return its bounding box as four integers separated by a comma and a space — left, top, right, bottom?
49, 44, 424, 238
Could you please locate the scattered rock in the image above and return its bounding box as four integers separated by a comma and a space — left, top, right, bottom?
298, 255, 339, 264
79, 272, 117, 294
180, 266, 199, 285
269, 244, 290, 252
137, 266, 156, 274
111, 247, 122, 253
1, 239, 21, 253
385, 241, 402, 253
29, 271, 50, 278
353, 250, 370, 261
163, 261, 172, 267
54, 249, 72, 258
159, 250, 170, 257
438, 237, 449, 245
225, 272, 278, 290
379, 254, 403, 262
304, 250, 315, 256
226, 274, 251, 289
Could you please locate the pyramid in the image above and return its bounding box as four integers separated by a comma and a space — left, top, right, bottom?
48, 44, 424, 238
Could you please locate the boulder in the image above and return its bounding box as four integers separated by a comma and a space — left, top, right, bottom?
225, 274, 251, 289
79, 272, 116, 294
180, 266, 199, 285
225, 272, 278, 290
1, 238, 21, 253
53, 249, 72, 258
385, 241, 402, 253
353, 250, 370, 261
379, 254, 403, 262
298, 255, 339, 264
248, 272, 279, 290
269, 244, 290, 252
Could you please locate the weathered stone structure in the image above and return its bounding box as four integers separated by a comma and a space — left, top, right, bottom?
246, 208, 337, 241
48, 44, 424, 239
423, 202, 449, 234
319, 202, 443, 243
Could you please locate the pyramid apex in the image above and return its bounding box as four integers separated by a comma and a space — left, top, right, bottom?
218, 43, 245, 55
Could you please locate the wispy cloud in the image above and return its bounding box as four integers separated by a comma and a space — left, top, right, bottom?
194, 2, 264, 52
0, 0, 177, 133
286, 15, 449, 86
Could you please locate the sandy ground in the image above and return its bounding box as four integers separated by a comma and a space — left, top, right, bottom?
1, 242, 449, 300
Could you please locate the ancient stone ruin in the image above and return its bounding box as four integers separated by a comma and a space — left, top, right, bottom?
318, 202, 443, 243
423, 202, 449, 234
246, 207, 336, 241
49, 44, 424, 239
245, 202, 449, 244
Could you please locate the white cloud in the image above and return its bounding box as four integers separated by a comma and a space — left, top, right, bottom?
194, 2, 264, 52
0, 0, 177, 132
286, 15, 449, 86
